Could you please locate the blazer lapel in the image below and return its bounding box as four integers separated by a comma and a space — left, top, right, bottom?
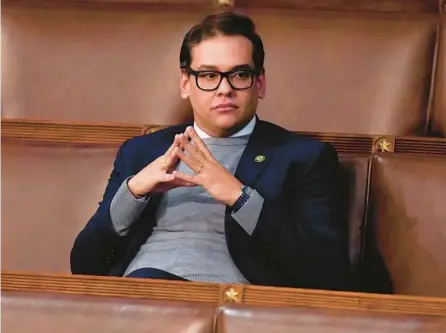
234, 120, 277, 188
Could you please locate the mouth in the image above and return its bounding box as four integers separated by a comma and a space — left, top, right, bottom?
212, 103, 238, 112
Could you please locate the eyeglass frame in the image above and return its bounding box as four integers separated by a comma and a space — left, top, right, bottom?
182, 66, 263, 92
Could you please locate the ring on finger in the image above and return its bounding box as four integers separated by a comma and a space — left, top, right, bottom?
195, 164, 204, 174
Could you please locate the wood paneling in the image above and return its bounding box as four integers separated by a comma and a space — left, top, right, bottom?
396, 136, 446, 156
1, 119, 141, 146
3, 271, 446, 316
3, 119, 446, 157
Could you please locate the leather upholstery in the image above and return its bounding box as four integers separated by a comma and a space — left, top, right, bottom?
4, 141, 446, 298
215, 304, 446, 333
364, 155, 446, 297
5, 290, 446, 333
2, 3, 438, 136
1, 141, 118, 273
1, 0, 446, 299
339, 156, 370, 290
1, 291, 214, 333
248, 9, 437, 135
0, 141, 369, 281
432, 15, 446, 137
1, 2, 196, 124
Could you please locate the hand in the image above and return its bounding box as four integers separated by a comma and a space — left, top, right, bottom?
172, 127, 243, 206
127, 134, 197, 198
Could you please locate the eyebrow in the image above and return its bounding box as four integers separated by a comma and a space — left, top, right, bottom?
197, 64, 253, 71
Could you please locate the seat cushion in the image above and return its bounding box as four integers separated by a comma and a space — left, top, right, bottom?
432, 15, 446, 137
363, 155, 446, 296
1, 291, 214, 333
1, 141, 118, 273
247, 9, 437, 135
339, 156, 370, 289
216, 304, 446, 333
1, 1, 196, 124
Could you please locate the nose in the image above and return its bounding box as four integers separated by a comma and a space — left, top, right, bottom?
216, 76, 233, 95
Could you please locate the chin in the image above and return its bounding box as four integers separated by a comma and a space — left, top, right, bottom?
213, 115, 241, 130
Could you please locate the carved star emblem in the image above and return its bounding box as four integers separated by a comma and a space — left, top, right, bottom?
217, 0, 232, 5
378, 139, 391, 152
224, 288, 240, 302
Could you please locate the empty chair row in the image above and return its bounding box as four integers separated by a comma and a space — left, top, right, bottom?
3, 289, 446, 333
1, 2, 446, 136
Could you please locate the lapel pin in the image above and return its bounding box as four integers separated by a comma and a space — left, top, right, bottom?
254, 155, 266, 163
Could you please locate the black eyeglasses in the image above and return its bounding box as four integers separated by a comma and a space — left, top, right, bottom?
184, 67, 261, 91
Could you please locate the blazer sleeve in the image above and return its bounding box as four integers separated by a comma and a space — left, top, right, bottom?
252, 143, 351, 291
70, 139, 134, 276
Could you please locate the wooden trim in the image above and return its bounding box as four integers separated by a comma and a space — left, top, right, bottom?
235, 0, 440, 13
396, 136, 446, 156
1, 119, 141, 146
2, 119, 446, 156
1, 119, 374, 154
3, 271, 446, 316
295, 132, 373, 156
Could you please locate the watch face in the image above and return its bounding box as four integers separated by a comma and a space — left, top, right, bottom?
244, 185, 254, 197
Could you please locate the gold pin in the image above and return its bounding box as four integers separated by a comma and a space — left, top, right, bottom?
254, 155, 266, 163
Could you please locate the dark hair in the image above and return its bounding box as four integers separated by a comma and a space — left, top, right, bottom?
180, 12, 265, 71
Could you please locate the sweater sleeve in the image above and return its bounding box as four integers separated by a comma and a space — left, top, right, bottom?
110, 176, 150, 236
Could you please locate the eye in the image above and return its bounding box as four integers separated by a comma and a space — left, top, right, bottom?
233, 70, 252, 79
198, 72, 219, 80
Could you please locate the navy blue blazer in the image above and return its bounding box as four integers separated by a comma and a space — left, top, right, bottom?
70, 119, 351, 291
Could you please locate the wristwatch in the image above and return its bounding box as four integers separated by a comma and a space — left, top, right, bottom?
231, 184, 253, 213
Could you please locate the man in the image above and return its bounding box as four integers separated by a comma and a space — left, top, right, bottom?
71, 12, 350, 291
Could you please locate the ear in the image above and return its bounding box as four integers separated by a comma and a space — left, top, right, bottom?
256, 69, 266, 99
180, 69, 191, 99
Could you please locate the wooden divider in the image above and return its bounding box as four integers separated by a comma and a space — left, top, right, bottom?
2, 119, 446, 157
3, 271, 446, 316
4, 0, 440, 13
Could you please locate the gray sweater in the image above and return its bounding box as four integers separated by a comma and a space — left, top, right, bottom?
110, 135, 264, 284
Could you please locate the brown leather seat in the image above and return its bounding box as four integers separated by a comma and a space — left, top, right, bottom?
1, 139, 369, 283
1, 291, 214, 333
2, 2, 438, 137
363, 155, 446, 297
1, 1, 195, 124
245, 10, 437, 135
338, 156, 370, 290
215, 304, 446, 333
1, 141, 118, 273
432, 15, 446, 137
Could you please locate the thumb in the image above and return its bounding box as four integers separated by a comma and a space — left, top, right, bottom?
160, 173, 175, 182
163, 147, 179, 170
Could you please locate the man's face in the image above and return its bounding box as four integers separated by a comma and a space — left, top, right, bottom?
180, 34, 266, 137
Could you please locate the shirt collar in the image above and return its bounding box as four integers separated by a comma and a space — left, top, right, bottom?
194, 116, 256, 139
